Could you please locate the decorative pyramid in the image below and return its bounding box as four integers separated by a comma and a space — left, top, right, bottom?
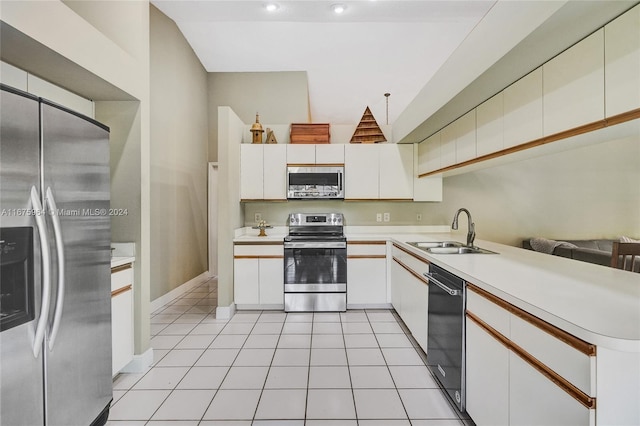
350, 106, 386, 144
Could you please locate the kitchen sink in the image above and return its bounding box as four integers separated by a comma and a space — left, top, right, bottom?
407, 241, 497, 255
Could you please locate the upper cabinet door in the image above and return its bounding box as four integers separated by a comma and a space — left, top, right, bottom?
440, 123, 457, 168
315, 144, 345, 164
344, 144, 379, 199
286, 144, 315, 164
418, 131, 441, 174
379, 144, 413, 200
240, 144, 264, 200
455, 110, 477, 163
263, 145, 287, 200
503, 67, 543, 149
605, 4, 640, 117
543, 29, 605, 136
476, 92, 504, 157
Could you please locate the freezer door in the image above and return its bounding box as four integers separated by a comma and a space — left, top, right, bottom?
0, 86, 45, 425
41, 101, 112, 426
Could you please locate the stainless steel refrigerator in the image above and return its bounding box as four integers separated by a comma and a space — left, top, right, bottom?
0, 84, 112, 426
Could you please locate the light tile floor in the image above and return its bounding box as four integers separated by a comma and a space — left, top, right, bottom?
107, 279, 466, 426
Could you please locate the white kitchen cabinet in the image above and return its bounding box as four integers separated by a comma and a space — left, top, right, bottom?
286, 144, 316, 164
476, 92, 504, 157
413, 144, 442, 202
417, 131, 441, 174
344, 144, 380, 199
439, 122, 457, 167
543, 29, 605, 136
257, 257, 284, 305
455, 110, 476, 163
465, 284, 596, 426
111, 264, 134, 376
240, 144, 264, 200
379, 144, 413, 200
347, 242, 388, 307
509, 353, 594, 426
233, 257, 260, 304
605, 4, 640, 117
263, 144, 287, 200
315, 144, 345, 164
233, 244, 284, 308
390, 245, 429, 351
287, 144, 344, 164
240, 144, 286, 201
503, 67, 543, 148
465, 317, 509, 426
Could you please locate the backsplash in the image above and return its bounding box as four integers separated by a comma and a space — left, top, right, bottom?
243, 200, 448, 227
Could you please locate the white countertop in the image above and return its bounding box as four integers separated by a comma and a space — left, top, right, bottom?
390, 233, 640, 352
234, 226, 640, 351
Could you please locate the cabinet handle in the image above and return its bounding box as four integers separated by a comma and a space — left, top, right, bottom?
112, 284, 132, 298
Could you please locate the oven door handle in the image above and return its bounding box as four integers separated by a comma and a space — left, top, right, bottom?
284, 241, 347, 249
424, 272, 462, 296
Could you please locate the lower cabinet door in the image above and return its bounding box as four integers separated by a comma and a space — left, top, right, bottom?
465, 317, 509, 426
259, 258, 284, 305
111, 289, 133, 376
509, 352, 594, 426
347, 257, 387, 306
234, 258, 259, 305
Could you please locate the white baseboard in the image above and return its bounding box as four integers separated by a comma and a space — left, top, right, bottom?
150, 271, 210, 312
121, 347, 154, 374
216, 303, 236, 320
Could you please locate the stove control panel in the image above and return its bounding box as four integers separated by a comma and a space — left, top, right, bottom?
289, 213, 343, 227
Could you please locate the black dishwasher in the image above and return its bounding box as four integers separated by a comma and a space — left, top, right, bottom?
425, 264, 466, 413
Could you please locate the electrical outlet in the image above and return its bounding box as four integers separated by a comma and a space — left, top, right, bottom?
416, 213, 422, 221
254, 213, 262, 223
383, 212, 390, 222
376, 213, 382, 222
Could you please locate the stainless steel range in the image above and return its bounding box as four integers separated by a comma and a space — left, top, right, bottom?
284, 213, 347, 312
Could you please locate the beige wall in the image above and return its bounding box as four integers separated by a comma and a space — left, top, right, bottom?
208, 72, 310, 161
149, 5, 209, 300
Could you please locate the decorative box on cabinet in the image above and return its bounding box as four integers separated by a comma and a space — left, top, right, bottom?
111, 263, 134, 376
290, 123, 330, 144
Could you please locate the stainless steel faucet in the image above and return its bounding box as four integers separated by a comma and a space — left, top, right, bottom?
452, 208, 476, 247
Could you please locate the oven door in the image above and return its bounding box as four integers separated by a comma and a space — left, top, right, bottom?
284, 241, 347, 292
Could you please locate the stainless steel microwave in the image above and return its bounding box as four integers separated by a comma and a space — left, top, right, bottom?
287, 166, 344, 199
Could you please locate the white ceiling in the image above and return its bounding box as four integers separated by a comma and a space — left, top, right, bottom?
151, 0, 495, 125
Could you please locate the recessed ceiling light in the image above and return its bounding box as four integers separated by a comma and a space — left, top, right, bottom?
331, 4, 347, 14
265, 3, 279, 12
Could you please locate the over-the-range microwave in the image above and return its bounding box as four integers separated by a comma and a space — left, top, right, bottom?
287, 166, 344, 200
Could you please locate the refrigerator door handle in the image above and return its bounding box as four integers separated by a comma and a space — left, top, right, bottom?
30, 186, 51, 358
45, 187, 65, 350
